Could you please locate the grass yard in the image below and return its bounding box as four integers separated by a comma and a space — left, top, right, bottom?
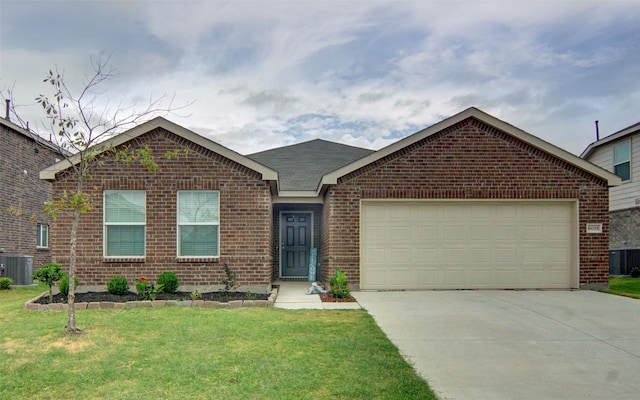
604, 276, 640, 299
0, 284, 436, 400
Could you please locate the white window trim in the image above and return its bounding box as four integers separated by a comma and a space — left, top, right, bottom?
176, 190, 220, 259
36, 224, 49, 249
103, 190, 146, 258
613, 139, 631, 182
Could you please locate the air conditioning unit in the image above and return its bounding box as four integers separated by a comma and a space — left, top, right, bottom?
0, 255, 34, 285
609, 249, 640, 275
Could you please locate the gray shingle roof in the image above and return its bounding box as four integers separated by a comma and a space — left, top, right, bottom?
247, 139, 374, 191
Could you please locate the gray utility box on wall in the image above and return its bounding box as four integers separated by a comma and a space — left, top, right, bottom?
0, 255, 34, 285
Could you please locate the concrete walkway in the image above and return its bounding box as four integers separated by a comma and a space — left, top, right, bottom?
273, 281, 361, 310
354, 290, 640, 400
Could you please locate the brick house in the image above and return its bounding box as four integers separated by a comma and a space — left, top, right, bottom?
1, 116, 65, 271
41, 107, 619, 292
581, 121, 640, 274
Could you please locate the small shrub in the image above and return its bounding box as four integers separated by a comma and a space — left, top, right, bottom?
0, 277, 13, 290
58, 273, 78, 297
157, 271, 179, 294
32, 263, 63, 302
330, 269, 351, 299
631, 268, 640, 278
221, 261, 238, 294
190, 289, 202, 300
107, 276, 130, 295
135, 276, 163, 300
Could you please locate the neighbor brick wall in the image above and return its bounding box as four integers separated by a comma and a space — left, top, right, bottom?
320, 117, 611, 287
610, 207, 640, 250
49, 128, 273, 289
0, 122, 62, 268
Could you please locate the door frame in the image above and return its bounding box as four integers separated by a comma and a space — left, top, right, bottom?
279, 210, 314, 278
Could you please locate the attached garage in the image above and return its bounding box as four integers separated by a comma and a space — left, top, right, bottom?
320, 108, 619, 290
360, 200, 578, 290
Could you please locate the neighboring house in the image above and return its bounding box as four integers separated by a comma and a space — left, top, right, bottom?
581, 122, 640, 273
0, 116, 65, 274
40, 107, 619, 292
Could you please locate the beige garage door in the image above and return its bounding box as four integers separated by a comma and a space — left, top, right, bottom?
360, 201, 577, 290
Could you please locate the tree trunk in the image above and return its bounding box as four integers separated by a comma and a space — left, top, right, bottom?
66, 206, 82, 334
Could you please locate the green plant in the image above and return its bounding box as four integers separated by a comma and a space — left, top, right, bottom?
221, 261, 238, 294
330, 269, 351, 299
135, 276, 164, 300
631, 268, 640, 278
157, 271, 179, 294
58, 273, 78, 297
246, 290, 254, 301
190, 289, 202, 300
106, 276, 130, 295
32, 263, 64, 302
0, 277, 13, 290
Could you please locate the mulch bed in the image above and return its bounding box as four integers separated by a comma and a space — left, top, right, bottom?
34, 291, 270, 304
319, 293, 357, 303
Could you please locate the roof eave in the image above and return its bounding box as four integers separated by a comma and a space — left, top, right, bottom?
321, 107, 622, 188
581, 124, 640, 159
39, 117, 278, 182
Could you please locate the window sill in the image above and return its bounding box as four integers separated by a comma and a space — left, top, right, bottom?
177, 257, 219, 263
103, 257, 146, 263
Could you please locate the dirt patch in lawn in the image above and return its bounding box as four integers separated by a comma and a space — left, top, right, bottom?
34, 291, 270, 304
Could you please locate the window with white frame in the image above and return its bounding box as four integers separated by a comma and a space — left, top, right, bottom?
613, 140, 631, 181
37, 224, 49, 248
177, 191, 219, 257
104, 191, 146, 257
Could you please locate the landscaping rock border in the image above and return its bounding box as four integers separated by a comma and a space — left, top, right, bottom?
24, 287, 279, 311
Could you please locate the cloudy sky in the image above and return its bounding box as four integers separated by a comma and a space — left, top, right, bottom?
1, 1, 639, 156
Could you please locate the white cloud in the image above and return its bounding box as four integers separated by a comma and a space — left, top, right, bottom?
1, 0, 639, 156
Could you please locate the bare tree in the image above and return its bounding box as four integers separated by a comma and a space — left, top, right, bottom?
19, 53, 187, 334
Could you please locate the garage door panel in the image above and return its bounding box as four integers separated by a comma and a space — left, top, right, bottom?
391, 268, 416, 285
390, 226, 412, 240
361, 201, 576, 290
362, 269, 387, 288
389, 248, 412, 263
443, 270, 466, 286
470, 225, 493, 241
417, 269, 440, 286
443, 225, 465, 241
417, 225, 439, 240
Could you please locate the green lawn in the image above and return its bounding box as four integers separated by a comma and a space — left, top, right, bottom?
604, 276, 640, 299
0, 284, 436, 400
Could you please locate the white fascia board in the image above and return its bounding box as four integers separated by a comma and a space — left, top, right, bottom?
272, 195, 324, 204
275, 190, 323, 198
321, 107, 622, 187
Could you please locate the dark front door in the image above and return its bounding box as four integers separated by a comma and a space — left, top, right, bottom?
281, 212, 311, 277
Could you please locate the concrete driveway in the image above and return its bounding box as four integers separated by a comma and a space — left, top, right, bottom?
353, 290, 640, 400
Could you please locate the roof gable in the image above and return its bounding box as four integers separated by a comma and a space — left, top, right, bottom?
322, 107, 621, 188
40, 117, 278, 181
247, 139, 374, 191
581, 121, 640, 158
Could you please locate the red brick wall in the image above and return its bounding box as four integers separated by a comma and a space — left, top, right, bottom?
50, 128, 273, 288
320, 117, 610, 287
0, 122, 62, 268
